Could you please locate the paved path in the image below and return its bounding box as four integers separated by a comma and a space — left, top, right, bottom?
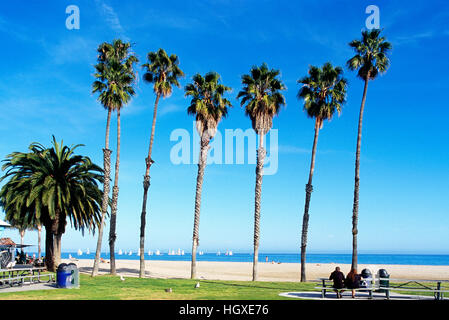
0, 283, 57, 293
279, 291, 447, 300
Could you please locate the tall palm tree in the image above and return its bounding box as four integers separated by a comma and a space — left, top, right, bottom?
297, 62, 347, 282
185, 72, 232, 279
237, 63, 285, 281
347, 29, 392, 269
91, 39, 138, 276
0, 137, 103, 271
138, 49, 184, 278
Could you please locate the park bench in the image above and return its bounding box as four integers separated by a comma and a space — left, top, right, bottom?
377, 278, 449, 300
0, 267, 54, 288
316, 277, 449, 300
316, 278, 376, 299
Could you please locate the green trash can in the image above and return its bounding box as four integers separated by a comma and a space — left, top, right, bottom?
67, 263, 79, 288
377, 269, 389, 293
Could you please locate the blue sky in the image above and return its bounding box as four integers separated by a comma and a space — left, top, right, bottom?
1, 0, 448, 254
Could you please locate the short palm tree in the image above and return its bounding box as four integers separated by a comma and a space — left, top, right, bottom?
347, 29, 392, 269
0, 137, 103, 271
185, 72, 232, 279
138, 49, 184, 278
237, 63, 285, 281
297, 62, 347, 282
91, 39, 138, 276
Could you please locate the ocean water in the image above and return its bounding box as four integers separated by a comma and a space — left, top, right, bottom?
46, 252, 449, 266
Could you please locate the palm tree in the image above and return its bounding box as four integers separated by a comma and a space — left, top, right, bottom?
185, 72, 232, 279
237, 63, 286, 281
138, 49, 184, 278
91, 39, 138, 276
297, 62, 347, 282
0, 137, 103, 271
347, 29, 392, 269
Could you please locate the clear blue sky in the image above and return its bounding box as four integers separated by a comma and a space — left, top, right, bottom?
1, 0, 448, 254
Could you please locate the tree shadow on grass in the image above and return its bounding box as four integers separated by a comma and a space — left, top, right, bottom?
199, 280, 309, 292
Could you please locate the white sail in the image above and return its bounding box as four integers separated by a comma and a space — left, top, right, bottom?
77, 249, 82, 256
229, 250, 233, 256
118, 249, 123, 255
129, 250, 133, 255
86, 248, 90, 254
155, 249, 160, 255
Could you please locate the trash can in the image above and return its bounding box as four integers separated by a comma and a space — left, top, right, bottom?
377, 269, 390, 293
67, 263, 79, 288
360, 268, 373, 291
56, 263, 71, 288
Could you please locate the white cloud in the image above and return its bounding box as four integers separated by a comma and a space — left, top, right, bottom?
94, 0, 127, 39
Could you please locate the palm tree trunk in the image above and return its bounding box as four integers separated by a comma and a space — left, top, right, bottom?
139, 93, 161, 278
20, 230, 24, 247
253, 133, 266, 281
54, 233, 62, 268
191, 133, 210, 279
352, 78, 369, 270
37, 225, 42, 258
109, 108, 121, 275
300, 118, 320, 282
92, 108, 113, 277
44, 226, 55, 271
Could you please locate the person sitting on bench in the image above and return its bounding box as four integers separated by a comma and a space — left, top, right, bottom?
345, 268, 362, 298
329, 266, 345, 298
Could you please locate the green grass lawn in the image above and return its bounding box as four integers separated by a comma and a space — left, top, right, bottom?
0, 274, 317, 300
1, 274, 446, 300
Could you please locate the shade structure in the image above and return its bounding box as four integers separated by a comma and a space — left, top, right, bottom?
0, 219, 11, 228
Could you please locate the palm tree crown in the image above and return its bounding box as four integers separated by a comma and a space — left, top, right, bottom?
142, 48, 184, 97
185, 72, 232, 138
298, 62, 348, 128
237, 63, 286, 135
347, 29, 392, 80
92, 39, 138, 111
0, 137, 104, 234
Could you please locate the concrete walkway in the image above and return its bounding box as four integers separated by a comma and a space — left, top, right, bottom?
0, 283, 57, 293
279, 291, 447, 300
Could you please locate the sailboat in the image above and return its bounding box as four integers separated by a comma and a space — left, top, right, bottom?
155, 249, 160, 255
118, 249, 123, 255
77, 249, 82, 256
148, 250, 153, 255
86, 248, 90, 255
229, 250, 233, 256
128, 250, 133, 256
217, 251, 221, 256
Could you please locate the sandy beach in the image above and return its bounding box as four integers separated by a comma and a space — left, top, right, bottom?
63, 259, 449, 282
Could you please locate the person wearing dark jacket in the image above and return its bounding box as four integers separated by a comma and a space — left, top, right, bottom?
345, 268, 362, 298
329, 267, 345, 298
